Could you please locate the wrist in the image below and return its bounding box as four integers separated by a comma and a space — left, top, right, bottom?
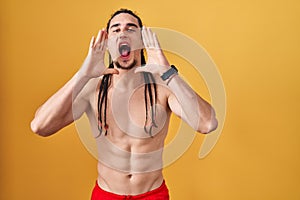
161, 65, 178, 81
76, 71, 93, 83
166, 73, 178, 85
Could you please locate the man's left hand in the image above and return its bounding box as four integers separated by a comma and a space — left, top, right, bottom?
135, 27, 171, 75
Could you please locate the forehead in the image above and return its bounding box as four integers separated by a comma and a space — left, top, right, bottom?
109, 13, 140, 28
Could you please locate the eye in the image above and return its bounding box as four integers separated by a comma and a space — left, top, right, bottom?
113, 29, 120, 33
127, 28, 136, 32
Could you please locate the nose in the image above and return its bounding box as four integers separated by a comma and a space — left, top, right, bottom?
119, 32, 126, 39
118, 26, 130, 37
119, 29, 128, 38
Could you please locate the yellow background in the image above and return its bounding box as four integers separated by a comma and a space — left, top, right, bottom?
1, 0, 300, 199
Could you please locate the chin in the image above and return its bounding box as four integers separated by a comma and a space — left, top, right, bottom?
115, 59, 137, 70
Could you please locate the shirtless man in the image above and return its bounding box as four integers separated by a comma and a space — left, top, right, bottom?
31, 9, 218, 200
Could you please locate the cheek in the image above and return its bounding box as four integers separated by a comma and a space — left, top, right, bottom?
107, 36, 118, 59
131, 35, 143, 51
107, 35, 116, 49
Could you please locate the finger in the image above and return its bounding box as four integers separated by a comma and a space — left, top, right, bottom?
96, 29, 108, 51
99, 29, 106, 46
94, 30, 102, 47
89, 36, 95, 49
147, 27, 155, 48
100, 37, 107, 51
142, 26, 149, 48
153, 33, 161, 49
95, 29, 105, 48
102, 68, 119, 75
100, 31, 108, 51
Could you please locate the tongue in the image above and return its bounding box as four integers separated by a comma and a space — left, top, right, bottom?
119, 45, 131, 57
121, 49, 130, 57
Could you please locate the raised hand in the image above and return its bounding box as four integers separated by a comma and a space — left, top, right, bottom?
80, 29, 118, 78
135, 27, 170, 75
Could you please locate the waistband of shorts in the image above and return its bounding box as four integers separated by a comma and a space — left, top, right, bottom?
94, 179, 168, 198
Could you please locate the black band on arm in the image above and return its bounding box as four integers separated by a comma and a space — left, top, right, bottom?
161, 65, 178, 81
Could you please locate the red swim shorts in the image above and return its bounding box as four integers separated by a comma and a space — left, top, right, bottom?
91, 180, 170, 200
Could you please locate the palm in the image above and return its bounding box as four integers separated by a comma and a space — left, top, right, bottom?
135, 27, 170, 75
80, 29, 118, 78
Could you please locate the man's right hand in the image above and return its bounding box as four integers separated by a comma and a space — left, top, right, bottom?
79, 29, 119, 79
31, 29, 119, 137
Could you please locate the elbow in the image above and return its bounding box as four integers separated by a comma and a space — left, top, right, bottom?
30, 118, 53, 137
30, 119, 39, 134
197, 117, 218, 134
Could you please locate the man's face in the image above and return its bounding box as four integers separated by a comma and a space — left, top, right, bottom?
107, 13, 143, 69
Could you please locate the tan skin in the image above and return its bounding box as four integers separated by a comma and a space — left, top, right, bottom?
31, 13, 217, 195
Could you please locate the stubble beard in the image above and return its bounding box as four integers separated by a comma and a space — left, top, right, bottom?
114, 59, 137, 70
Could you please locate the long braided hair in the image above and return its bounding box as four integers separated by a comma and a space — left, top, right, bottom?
97, 9, 157, 137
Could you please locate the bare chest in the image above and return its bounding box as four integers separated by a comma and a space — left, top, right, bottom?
91, 83, 171, 140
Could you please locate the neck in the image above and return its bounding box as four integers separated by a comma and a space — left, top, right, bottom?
112, 65, 144, 90
111, 51, 143, 88
114, 66, 136, 77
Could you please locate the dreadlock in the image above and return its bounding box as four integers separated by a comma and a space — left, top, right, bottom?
97, 8, 157, 137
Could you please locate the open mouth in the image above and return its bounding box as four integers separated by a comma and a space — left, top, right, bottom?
119, 43, 131, 58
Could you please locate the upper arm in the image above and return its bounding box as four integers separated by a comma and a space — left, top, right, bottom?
167, 92, 184, 120
31, 78, 98, 136
167, 88, 218, 134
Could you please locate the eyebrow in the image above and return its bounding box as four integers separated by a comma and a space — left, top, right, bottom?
109, 23, 139, 29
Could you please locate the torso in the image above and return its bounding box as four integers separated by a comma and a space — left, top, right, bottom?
84, 72, 172, 195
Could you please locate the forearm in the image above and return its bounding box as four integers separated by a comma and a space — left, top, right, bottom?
134, 27, 218, 133
31, 30, 114, 136
30, 72, 90, 136
167, 75, 218, 133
